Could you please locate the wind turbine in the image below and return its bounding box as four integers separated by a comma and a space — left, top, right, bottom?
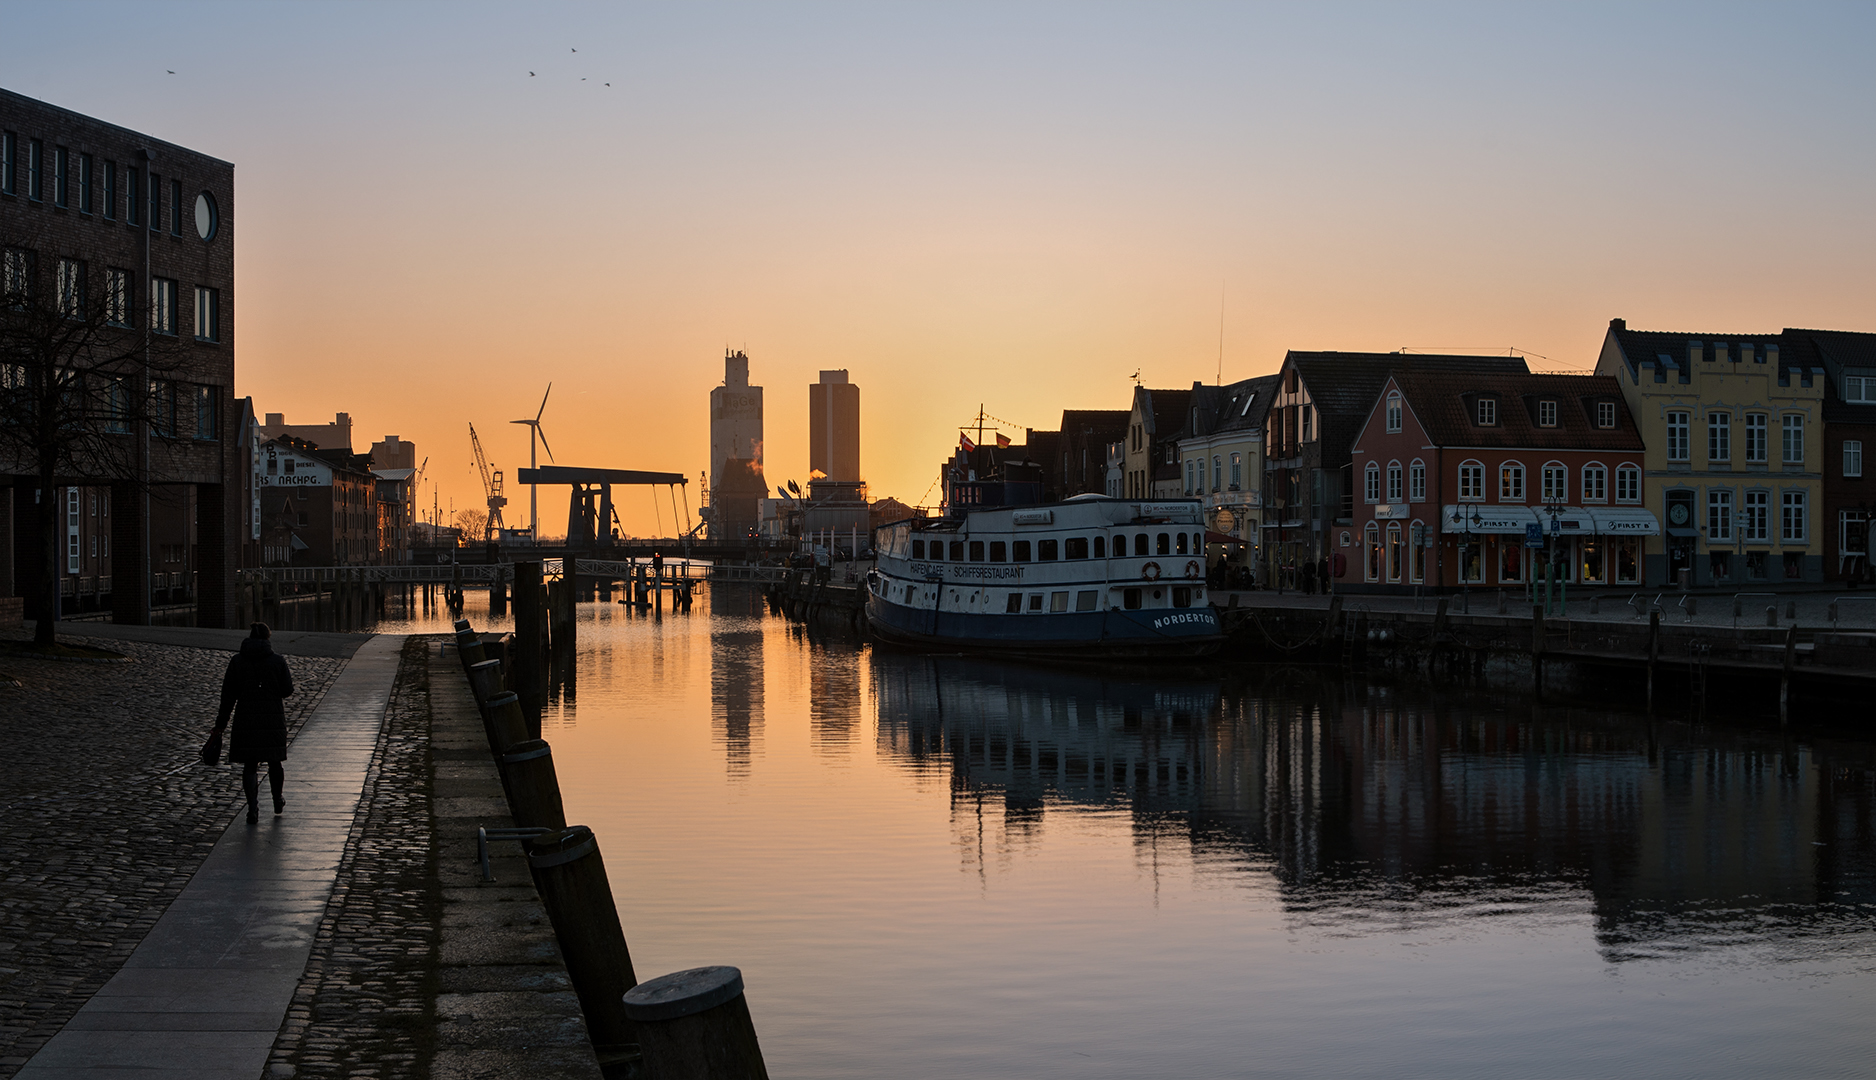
511, 383, 555, 539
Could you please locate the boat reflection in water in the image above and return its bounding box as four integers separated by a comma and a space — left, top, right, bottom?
868, 651, 1876, 961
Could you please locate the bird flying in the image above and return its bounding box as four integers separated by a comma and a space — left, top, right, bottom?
529, 71, 536, 76
167, 70, 175, 74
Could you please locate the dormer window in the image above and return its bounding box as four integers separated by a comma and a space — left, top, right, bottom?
1537, 400, 1557, 427
1476, 398, 1497, 426
1386, 392, 1402, 433
1597, 401, 1616, 429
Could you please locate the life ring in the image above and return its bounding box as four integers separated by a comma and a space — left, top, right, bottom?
1184, 560, 1201, 579
1141, 561, 1162, 581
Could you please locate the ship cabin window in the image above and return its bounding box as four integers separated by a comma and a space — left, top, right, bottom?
1176, 533, 1189, 555
911, 540, 924, 559
1136, 532, 1149, 553
1156, 533, 1171, 555
969, 541, 985, 562
1193, 532, 1204, 553
1065, 537, 1089, 559
1093, 536, 1105, 557
1006, 593, 1022, 613
950, 541, 964, 561
1123, 587, 1142, 609
1012, 540, 1031, 561
989, 541, 1007, 562
1173, 586, 1191, 607
1029, 594, 1044, 611
905, 585, 916, 603
1077, 590, 1098, 611
1114, 534, 1128, 557
1050, 591, 1070, 612
1038, 539, 1059, 561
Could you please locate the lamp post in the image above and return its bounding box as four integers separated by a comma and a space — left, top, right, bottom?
1540, 499, 1567, 614
1449, 505, 1482, 613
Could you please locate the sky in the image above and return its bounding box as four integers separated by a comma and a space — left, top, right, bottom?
5, 1, 1875, 536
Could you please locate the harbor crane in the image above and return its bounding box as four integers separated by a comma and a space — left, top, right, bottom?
468, 423, 507, 543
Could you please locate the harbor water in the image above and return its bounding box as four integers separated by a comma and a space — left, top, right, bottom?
420, 584, 1871, 1078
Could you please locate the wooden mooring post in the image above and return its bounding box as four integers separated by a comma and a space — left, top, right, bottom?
1531, 604, 1546, 697
623, 966, 771, 1080
499, 739, 568, 832
1646, 609, 1661, 713
513, 561, 545, 733
526, 826, 640, 1060
1780, 624, 1797, 726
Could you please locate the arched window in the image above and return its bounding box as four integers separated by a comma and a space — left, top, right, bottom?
1365, 522, 1381, 581
1364, 461, 1381, 503
1387, 460, 1404, 502
1499, 461, 1525, 502
1615, 463, 1641, 503
1541, 461, 1567, 503
1409, 459, 1426, 502
1581, 462, 1607, 503
1458, 459, 1485, 501
1212, 455, 1222, 492
1409, 519, 1426, 582
1387, 522, 1403, 582
1386, 392, 1403, 433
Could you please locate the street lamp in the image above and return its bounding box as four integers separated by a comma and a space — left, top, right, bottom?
1449, 505, 1482, 613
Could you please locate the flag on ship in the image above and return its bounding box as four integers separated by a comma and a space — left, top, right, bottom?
995, 433, 1012, 448
960, 433, 976, 451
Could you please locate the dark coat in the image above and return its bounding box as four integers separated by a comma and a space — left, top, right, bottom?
217, 638, 294, 763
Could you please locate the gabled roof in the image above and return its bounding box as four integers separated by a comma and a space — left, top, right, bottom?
1285, 351, 1531, 464
1386, 372, 1644, 451
1174, 375, 1280, 441
1132, 386, 1194, 440
1784, 328, 1876, 424
1058, 409, 1129, 436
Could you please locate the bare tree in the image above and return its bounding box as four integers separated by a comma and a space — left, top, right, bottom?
0, 237, 191, 645
454, 507, 488, 541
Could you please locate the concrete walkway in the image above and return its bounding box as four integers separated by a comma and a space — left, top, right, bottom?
16, 634, 406, 1080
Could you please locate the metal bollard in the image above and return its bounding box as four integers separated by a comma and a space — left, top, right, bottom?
1686, 597, 1697, 622
1828, 601, 1838, 626
1767, 605, 1777, 627
528, 826, 639, 1056
484, 691, 530, 759
453, 618, 471, 634
499, 739, 568, 831
1787, 601, 1797, 621
1733, 597, 1743, 619
1590, 595, 1600, 615
1498, 589, 1507, 615
623, 966, 770, 1080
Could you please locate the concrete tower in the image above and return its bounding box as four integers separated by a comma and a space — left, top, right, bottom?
809, 370, 861, 482
708, 350, 766, 540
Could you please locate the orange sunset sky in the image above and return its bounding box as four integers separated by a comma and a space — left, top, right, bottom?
7, 2, 1875, 536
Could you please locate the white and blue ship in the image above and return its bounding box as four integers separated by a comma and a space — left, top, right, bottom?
866, 494, 1225, 658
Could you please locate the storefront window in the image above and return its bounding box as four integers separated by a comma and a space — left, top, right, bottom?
1410, 523, 1426, 583
1580, 537, 1605, 583
1387, 523, 1403, 582
1365, 523, 1380, 581
1615, 538, 1641, 584
1709, 550, 1732, 581
1499, 538, 1524, 583
1460, 539, 1484, 583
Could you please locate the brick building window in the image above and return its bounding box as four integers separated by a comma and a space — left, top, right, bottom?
1537, 399, 1557, 427
1387, 461, 1403, 502
1386, 392, 1402, 433
1476, 398, 1497, 426
54, 146, 68, 207
28, 138, 43, 201
1541, 463, 1566, 503
1499, 462, 1524, 502
126, 168, 140, 226
1364, 461, 1380, 503
56, 259, 83, 319
1582, 464, 1606, 502
2, 247, 29, 308
194, 385, 217, 441
103, 160, 117, 219
1845, 440, 1863, 479
79, 153, 93, 213
1409, 460, 1425, 502
105, 269, 131, 326
194, 286, 218, 342
1597, 401, 1616, 429
1, 131, 14, 195
1616, 464, 1640, 502
151, 278, 177, 335
1459, 461, 1484, 501
150, 380, 176, 438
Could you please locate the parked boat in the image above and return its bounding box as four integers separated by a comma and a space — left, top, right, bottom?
866, 495, 1225, 658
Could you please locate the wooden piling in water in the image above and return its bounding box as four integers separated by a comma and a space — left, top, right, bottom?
623, 965, 770, 1080
526, 826, 640, 1057
513, 561, 545, 731
1780, 625, 1797, 726
499, 739, 568, 831
1646, 610, 1661, 712
1531, 605, 1546, 697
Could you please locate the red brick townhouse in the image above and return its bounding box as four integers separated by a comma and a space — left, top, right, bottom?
1348, 372, 1650, 595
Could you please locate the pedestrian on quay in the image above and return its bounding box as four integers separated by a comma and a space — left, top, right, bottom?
210, 623, 295, 824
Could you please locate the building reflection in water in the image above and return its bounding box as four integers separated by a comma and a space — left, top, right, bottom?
807, 631, 862, 761
870, 652, 1876, 961
709, 590, 768, 779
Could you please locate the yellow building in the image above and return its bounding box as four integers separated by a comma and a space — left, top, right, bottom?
1595, 319, 1826, 586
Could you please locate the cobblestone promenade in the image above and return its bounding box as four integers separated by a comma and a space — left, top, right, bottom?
0, 630, 346, 1077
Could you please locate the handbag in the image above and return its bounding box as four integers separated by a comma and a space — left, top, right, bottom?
200, 728, 223, 767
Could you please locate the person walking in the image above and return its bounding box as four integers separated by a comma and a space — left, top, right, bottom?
212, 623, 295, 824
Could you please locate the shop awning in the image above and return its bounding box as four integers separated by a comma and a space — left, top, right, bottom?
1585, 507, 1661, 536
1439, 505, 1539, 534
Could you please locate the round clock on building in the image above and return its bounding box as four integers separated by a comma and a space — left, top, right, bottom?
1668, 503, 1691, 527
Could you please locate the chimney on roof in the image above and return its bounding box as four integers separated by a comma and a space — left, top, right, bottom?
1610, 318, 1626, 331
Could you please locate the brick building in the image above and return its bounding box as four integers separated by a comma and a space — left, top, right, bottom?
1, 88, 237, 626
256, 437, 377, 566
1349, 372, 1648, 594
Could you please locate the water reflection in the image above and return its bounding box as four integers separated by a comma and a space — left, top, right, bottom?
869, 652, 1876, 963
710, 591, 767, 779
